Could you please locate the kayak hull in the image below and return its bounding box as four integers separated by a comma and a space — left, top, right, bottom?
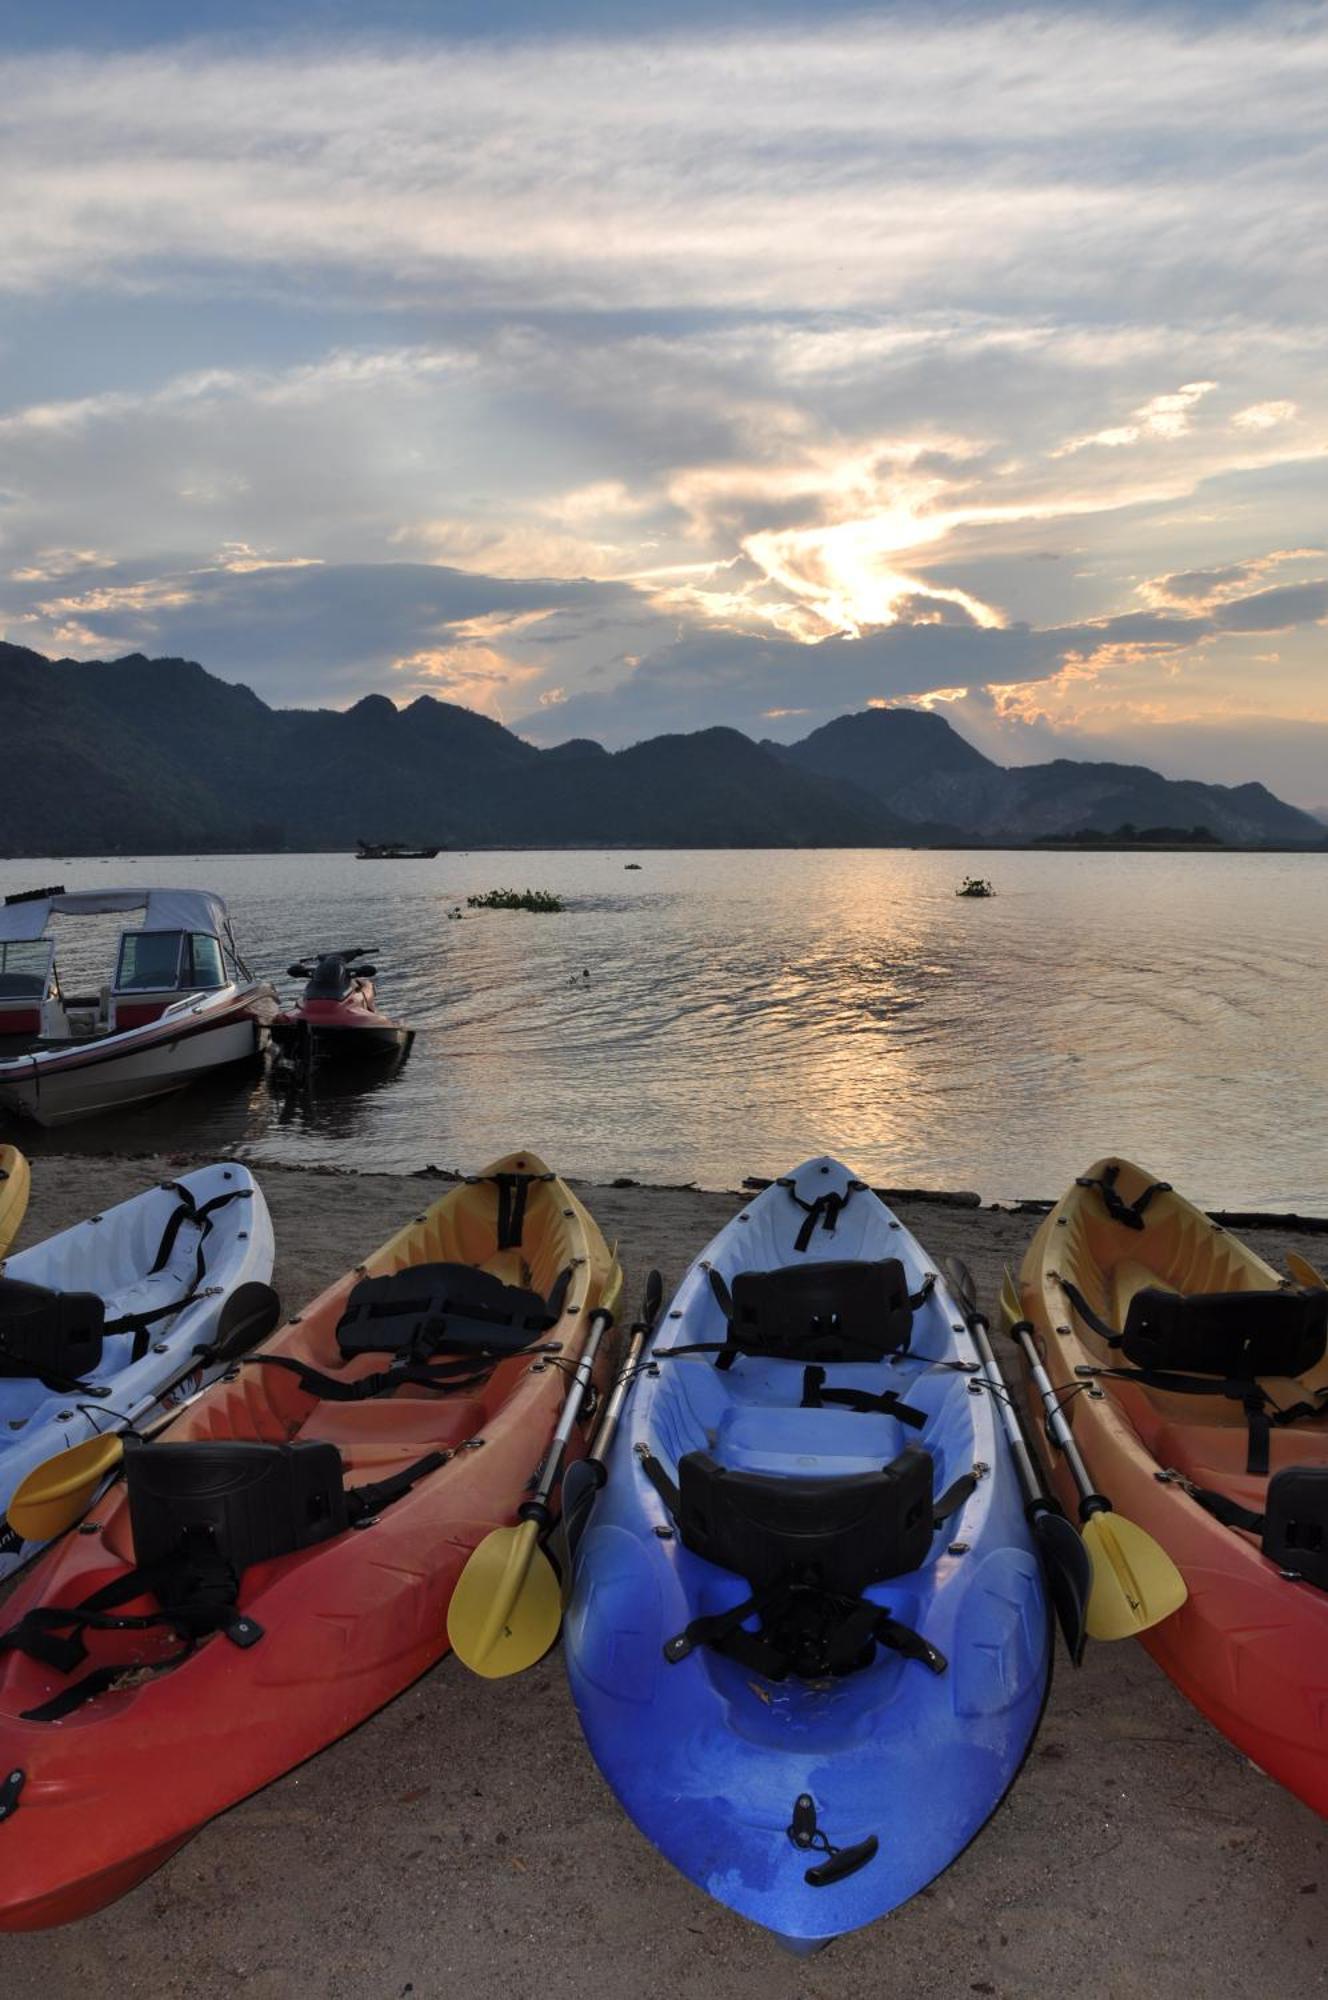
1012, 1158, 1328, 1817
0, 1151, 619, 1929
566, 1158, 1051, 1941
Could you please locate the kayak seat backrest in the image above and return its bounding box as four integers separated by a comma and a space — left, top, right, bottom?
721, 1259, 914, 1367
127, 1437, 348, 1574
1262, 1465, 1328, 1591
675, 1445, 935, 1594
335, 1261, 559, 1361
0, 1274, 105, 1379
1122, 1286, 1328, 1380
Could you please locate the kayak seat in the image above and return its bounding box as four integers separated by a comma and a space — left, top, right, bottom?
708, 1259, 926, 1369
1118, 1285, 1328, 1379
675, 1447, 936, 1595
0, 1276, 105, 1385
3, 1437, 447, 1719
642, 1443, 967, 1682
336, 1261, 563, 1361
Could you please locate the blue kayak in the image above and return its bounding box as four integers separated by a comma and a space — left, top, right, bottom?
565, 1158, 1051, 1947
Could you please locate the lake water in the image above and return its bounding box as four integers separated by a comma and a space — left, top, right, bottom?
2, 848, 1325, 1211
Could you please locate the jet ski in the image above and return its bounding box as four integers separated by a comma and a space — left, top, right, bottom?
269, 949, 413, 1066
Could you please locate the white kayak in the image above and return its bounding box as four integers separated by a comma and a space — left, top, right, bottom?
0, 1162, 275, 1580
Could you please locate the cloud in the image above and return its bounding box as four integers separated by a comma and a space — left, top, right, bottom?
1055, 381, 1218, 455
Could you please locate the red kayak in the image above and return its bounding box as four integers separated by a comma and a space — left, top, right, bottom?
269, 948, 412, 1063
0, 1153, 619, 1928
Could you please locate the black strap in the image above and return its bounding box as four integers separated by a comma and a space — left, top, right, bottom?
0, 1348, 112, 1399
663, 1575, 947, 1680
248, 1351, 495, 1403
933, 1470, 978, 1525
800, 1365, 927, 1428
1075, 1166, 1171, 1233
1057, 1276, 1125, 1345
777, 1178, 864, 1254
107, 1185, 254, 1360
1160, 1470, 1265, 1535
1087, 1360, 1326, 1476
344, 1449, 449, 1523
468, 1172, 554, 1251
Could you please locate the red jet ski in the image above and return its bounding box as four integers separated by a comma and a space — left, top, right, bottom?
269, 949, 413, 1065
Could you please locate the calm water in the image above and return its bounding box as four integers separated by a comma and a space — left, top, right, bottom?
2, 849, 1325, 1211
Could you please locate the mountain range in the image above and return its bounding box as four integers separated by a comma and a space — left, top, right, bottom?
1, 641, 1321, 853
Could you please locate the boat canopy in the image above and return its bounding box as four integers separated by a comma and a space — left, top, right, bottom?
0, 888, 232, 945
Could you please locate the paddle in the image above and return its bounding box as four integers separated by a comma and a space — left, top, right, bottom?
999, 1268, 1187, 1641
1286, 1251, 1326, 1290
550, 1268, 664, 1601
5, 1280, 283, 1544
942, 1257, 1090, 1665
448, 1280, 620, 1679
0, 1147, 31, 1260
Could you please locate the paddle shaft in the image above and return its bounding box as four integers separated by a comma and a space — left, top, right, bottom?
586, 1325, 648, 1472
520, 1306, 612, 1528
960, 1303, 1050, 1518
1009, 1317, 1108, 1518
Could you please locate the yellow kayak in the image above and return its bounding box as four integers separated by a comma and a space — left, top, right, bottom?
0, 1145, 30, 1259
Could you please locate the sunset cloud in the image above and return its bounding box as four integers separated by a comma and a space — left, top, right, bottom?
1, 5, 1326, 800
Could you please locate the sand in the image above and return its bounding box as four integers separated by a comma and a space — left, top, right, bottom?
3, 1154, 1325, 2000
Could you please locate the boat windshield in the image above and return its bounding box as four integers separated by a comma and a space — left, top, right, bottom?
0, 940, 54, 998
114, 930, 228, 993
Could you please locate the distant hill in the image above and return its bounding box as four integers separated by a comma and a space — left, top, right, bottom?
776, 706, 1323, 847
0, 644, 915, 852
0, 644, 1320, 853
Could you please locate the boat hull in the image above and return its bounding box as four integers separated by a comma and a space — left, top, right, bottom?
566, 1158, 1050, 1943
1012, 1158, 1328, 1818
0, 991, 269, 1127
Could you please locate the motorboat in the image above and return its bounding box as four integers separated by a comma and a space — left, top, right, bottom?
355, 841, 439, 860
269, 948, 414, 1067
0, 886, 276, 1127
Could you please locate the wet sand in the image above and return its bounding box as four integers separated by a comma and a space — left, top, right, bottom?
4, 1154, 1325, 2000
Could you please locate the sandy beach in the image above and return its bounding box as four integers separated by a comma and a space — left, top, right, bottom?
3, 1153, 1325, 2000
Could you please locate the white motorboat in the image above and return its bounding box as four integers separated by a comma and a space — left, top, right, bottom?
0, 886, 277, 1127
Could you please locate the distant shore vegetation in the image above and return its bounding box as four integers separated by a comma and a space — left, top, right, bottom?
1034, 823, 1223, 847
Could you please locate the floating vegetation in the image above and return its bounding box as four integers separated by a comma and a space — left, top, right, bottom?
466, 887, 565, 913
956, 876, 995, 899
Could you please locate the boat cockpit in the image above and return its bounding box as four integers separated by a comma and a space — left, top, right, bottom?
0, 889, 251, 1050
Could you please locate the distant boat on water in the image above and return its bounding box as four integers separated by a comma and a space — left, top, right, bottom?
355, 840, 440, 860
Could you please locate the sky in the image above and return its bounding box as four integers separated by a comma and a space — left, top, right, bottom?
1, 2, 1325, 802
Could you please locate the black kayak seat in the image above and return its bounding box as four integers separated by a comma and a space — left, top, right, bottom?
675, 1445, 936, 1595
127, 1437, 348, 1574
1120, 1286, 1328, 1379
335, 1261, 561, 1362
0, 1274, 105, 1380
717, 1258, 917, 1367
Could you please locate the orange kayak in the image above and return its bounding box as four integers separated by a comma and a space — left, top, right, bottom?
0, 1150, 620, 1929
1010, 1157, 1328, 1814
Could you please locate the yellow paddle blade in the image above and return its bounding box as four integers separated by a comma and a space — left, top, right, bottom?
999, 1266, 1023, 1331
1083, 1510, 1187, 1640
7, 1431, 126, 1542
446, 1521, 563, 1679
0, 1146, 31, 1261
1287, 1251, 1326, 1290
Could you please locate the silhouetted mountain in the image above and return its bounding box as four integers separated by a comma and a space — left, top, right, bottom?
0, 646, 915, 852
0, 646, 1319, 853
779, 706, 1322, 846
